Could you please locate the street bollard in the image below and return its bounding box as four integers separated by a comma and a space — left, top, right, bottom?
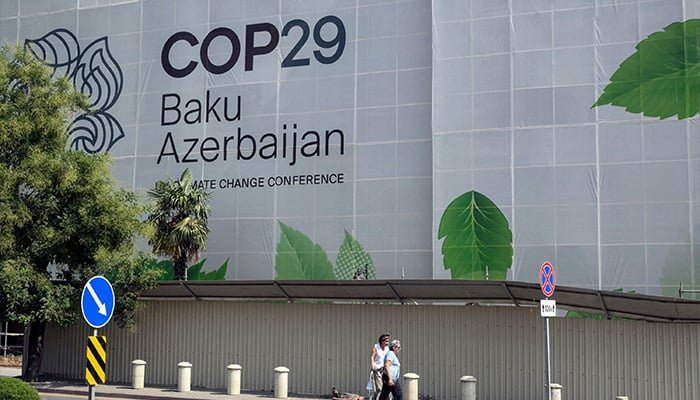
274, 366, 289, 398
460, 376, 477, 400
177, 362, 192, 392
550, 383, 562, 400
615, 397, 629, 400
131, 359, 147, 389
403, 373, 419, 400
227, 364, 242, 395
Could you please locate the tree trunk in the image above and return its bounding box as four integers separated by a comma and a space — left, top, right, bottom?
174, 255, 188, 280
23, 320, 46, 382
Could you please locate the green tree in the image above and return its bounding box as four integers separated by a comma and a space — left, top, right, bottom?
0, 44, 160, 381
147, 168, 211, 281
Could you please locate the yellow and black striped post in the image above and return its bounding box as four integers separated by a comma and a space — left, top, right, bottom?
86, 336, 107, 385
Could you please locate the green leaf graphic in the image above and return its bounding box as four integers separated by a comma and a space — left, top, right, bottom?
185, 258, 228, 280
335, 230, 376, 279
152, 259, 174, 281
438, 191, 513, 280
153, 258, 228, 281
275, 222, 336, 280
187, 259, 203, 279
658, 236, 697, 299
593, 19, 700, 119
198, 258, 228, 280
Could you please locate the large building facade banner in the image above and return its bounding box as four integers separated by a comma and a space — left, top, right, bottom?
1, 0, 699, 297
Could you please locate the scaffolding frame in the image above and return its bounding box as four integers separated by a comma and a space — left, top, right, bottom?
0, 321, 24, 358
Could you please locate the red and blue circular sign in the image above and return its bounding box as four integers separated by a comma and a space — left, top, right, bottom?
539, 262, 555, 297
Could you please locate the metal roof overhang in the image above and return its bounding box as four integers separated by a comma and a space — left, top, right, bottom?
139, 280, 700, 323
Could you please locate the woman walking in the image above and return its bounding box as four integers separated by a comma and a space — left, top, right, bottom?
378, 339, 402, 400
369, 334, 391, 400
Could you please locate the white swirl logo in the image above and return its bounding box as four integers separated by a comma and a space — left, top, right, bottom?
25, 29, 124, 154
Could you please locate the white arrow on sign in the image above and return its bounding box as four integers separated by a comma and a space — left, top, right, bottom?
86, 282, 108, 316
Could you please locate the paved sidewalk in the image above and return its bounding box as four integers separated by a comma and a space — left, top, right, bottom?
2, 367, 327, 400
33, 381, 326, 400
0, 366, 21, 378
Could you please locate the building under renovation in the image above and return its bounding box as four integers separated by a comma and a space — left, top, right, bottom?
2, 0, 700, 398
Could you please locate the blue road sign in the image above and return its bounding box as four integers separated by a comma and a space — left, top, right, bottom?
81, 276, 115, 329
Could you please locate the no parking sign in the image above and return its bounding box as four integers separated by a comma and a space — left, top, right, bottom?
539, 262, 556, 298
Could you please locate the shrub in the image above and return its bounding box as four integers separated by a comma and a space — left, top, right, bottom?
0, 377, 40, 400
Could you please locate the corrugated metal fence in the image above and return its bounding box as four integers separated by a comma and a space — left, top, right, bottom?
41, 301, 700, 400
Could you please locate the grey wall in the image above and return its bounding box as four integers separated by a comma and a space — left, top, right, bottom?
42, 301, 700, 400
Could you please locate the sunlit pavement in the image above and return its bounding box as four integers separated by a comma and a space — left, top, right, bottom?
2, 367, 325, 400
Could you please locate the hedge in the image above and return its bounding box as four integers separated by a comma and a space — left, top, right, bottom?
0, 377, 40, 400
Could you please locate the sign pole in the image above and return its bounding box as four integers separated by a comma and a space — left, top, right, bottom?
87, 328, 98, 400
544, 307, 551, 400
539, 262, 556, 400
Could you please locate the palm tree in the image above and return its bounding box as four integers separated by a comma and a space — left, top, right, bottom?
147, 168, 211, 280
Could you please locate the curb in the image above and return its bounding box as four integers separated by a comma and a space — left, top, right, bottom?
36, 387, 165, 400
31, 383, 327, 400
30, 381, 230, 400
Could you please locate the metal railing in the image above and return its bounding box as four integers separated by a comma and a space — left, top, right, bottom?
1, 321, 24, 358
